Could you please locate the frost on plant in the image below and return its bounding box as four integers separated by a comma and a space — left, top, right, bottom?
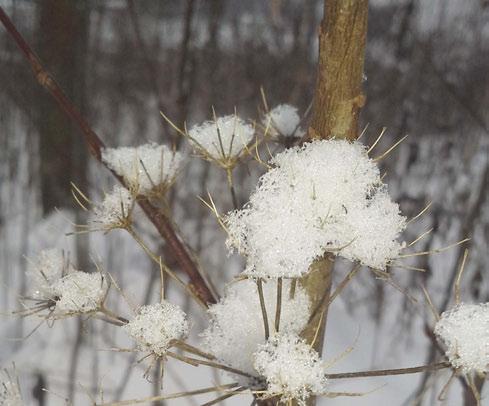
51, 271, 107, 314
201, 279, 310, 377
27, 248, 70, 300
0, 368, 23, 406
254, 333, 328, 405
102, 143, 182, 197
188, 115, 255, 167
226, 139, 406, 278
265, 104, 304, 138
92, 185, 134, 230
434, 302, 489, 374
123, 302, 189, 356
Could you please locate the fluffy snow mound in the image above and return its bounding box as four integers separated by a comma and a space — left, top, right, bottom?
51, 271, 107, 314
102, 143, 182, 196
254, 333, 328, 405
201, 279, 310, 377
226, 139, 406, 277
123, 302, 189, 356
27, 249, 69, 300
188, 115, 254, 163
92, 185, 133, 229
434, 302, 489, 374
265, 104, 303, 138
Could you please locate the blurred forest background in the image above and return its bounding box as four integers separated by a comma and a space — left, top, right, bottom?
1, 0, 489, 405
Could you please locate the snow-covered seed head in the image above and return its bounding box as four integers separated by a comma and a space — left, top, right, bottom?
51, 271, 107, 315
102, 143, 182, 198
225, 139, 406, 278
264, 104, 304, 139
201, 279, 310, 378
27, 249, 71, 300
187, 114, 255, 169
253, 333, 328, 405
434, 302, 489, 374
123, 302, 189, 356
92, 185, 134, 230
0, 368, 23, 406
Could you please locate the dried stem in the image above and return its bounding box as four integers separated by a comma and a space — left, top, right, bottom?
226, 167, 239, 210
325, 362, 450, 379
274, 278, 283, 333
256, 279, 270, 340
0, 7, 216, 306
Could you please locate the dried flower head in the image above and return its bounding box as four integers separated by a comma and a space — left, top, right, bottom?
226, 139, 406, 278
264, 104, 304, 138
434, 302, 489, 374
254, 333, 328, 405
187, 114, 255, 170
123, 302, 189, 356
102, 143, 182, 198
92, 185, 134, 231
201, 279, 310, 378
0, 367, 23, 406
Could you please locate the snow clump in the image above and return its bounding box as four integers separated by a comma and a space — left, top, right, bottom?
27, 249, 69, 300
188, 115, 254, 165
225, 139, 406, 278
265, 104, 303, 138
434, 302, 489, 374
92, 185, 134, 229
102, 143, 182, 196
123, 302, 189, 356
201, 279, 310, 377
254, 333, 328, 405
51, 271, 107, 314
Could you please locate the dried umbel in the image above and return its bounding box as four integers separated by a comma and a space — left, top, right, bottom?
91, 185, 134, 231
25, 249, 108, 318
226, 139, 406, 278
187, 114, 255, 170
434, 302, 489, 374
102, 143, 182, 199
0, 368, 23, 406
123, 301, 189, 357
254, 333, 328, 405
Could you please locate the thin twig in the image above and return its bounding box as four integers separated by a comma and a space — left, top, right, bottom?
256, 279, 270, 340
275, 278, 282, 333
325, 362, 450, 379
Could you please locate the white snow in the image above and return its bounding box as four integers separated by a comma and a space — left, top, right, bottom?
264, 104, 304, 138
27, 249, 69, 300
188, 115, 255, 164
225, 139, 406, 278
123, 301, 189, 356
102, 143, 182, 197
201, 279, 310, 378
92, 185, 134, 230
434, 302, 489, 374
254, 332, 328, 405
51, 271, 107, 315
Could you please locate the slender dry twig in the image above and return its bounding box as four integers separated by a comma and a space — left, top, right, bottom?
275, 278, 282, 333
256, 278, 270, 340
325, 362, 450, 379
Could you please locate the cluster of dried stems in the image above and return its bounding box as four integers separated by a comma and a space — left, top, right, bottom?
0, 1, 484, 405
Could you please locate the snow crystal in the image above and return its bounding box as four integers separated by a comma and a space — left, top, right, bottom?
434, 302, 489, 374
225, 139, 406, 277
102, 143, 182, 197
188, 115, 255, 165
254, 333, 328, 405
0, 369, 23, 406
201, 279, 310, 377
265, 104, 303, 138
123, 302, 189, 356
27, 249, 69, 300
92, 185, 134, 229
51, 271, 107, 314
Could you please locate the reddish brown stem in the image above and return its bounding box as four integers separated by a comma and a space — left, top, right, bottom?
0, 6, 217, 305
